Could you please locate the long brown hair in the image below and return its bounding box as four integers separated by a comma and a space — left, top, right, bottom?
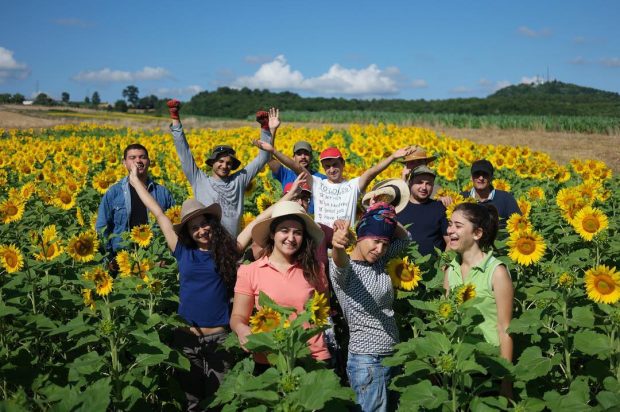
259, 215, 323, 290
178, 214, 241, 292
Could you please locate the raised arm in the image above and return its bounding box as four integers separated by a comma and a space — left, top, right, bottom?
331, 220, 351, 269
238, 109, 279, 188
128, 165, 178, 251
358, 147, 414, 192
168, 99, 205, 186
253, 139, 308, 176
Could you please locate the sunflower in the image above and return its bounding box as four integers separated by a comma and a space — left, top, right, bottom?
386, 256, 422, 291
527, 186, 546, 202
516, 197, 531, 218
240, 212, 255, 230
33, 240, 63, 262
76, 207, 85, 226
492, 178, 511, 192
0, 244, 25, 273
131, 259, 151, 280
437, 301, 453, 319
115, 250, 133, 276
507, 230, 546, 266
82, 288, 96, 310
584, 265, 620, 305
0, 198, 26, 224
557, 273, 575, 288
256, 193, 276, 214
146, 279, 163, 294
506, 213, 531, 234
130, 224, 153, 248
454, 283, 476, 305
66, 231, 99, 262
164, 205, 182, 225
86, 267, 114, 297
52, 189, 77, 210
571, 206, 608, 241
249, 307, 282, 334
308, 291, 329, 326
92, 172, 113, 194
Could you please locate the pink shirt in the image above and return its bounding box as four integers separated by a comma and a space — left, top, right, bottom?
235, 256, 331, 362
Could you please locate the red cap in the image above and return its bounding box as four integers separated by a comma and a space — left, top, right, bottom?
319, 147, 343, 161
283, 181, 312, 194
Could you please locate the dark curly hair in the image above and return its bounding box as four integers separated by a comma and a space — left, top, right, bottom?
178, 214, 241, 293
259, 215, 323, 290
453, 203, 499, 250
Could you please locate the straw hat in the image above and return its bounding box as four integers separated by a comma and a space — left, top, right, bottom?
251, 201, 324, 248
172, 199, 222, 236
361, 179, 411, 213
399, 146, 436, 163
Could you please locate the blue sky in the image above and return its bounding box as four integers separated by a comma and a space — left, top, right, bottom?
1, 1, 619, 104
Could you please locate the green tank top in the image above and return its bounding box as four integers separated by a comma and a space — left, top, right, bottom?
447, 252, 508, 346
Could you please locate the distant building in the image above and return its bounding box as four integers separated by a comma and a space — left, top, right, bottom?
23, 100, 33, 105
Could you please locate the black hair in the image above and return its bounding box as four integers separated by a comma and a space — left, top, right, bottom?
123, 143, 149, 159
453, 203, 499, 250
178, 214, 241, 293
260, 215, 322, 290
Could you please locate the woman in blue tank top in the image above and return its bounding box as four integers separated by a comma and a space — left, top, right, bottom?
128, 165, 241, 411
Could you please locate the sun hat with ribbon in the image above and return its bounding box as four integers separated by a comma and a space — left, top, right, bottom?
251, 201, 324, 248
361, 178, 410, 213
173, 199, 222, 236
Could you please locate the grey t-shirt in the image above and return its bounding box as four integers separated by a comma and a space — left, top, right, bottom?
171, 124, 272, 235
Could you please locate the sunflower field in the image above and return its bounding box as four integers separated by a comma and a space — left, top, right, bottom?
0, 122, 618, 411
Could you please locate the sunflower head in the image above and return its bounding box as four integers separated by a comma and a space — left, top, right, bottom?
130, 224, 153, 248
249, 307, 282, 334
557, 272, 575, 289
437, 301, 454, 319
584, 265, 620, 305
307, 291, 330, 327
506, 213, 531, 234
164, 205, 182, 225
0, 244, 25, 273
0, 198, 26, 224
386, 256, 421, 291
454, 283, 476, 305
82, 288, 96, 310
571, 206, 609, 242
67, 231, 99, 262
507, 230, 546, 266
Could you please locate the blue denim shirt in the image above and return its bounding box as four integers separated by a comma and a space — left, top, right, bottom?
96, 176, 175, 254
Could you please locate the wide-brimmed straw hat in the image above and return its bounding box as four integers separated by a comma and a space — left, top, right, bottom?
173, 199, 222, 236
399, 146, 436, 163
251, 201, 324, 248
206, 145, 241, 170
361, 179, 410, 213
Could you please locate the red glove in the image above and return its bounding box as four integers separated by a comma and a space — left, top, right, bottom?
256, 110, 269, 130
167, 99, 181, 120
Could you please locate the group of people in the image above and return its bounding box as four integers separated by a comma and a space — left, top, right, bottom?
95, 101, 520, 411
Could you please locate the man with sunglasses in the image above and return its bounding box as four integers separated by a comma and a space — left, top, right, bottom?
168, 100, 275, 235
461, 159, 520, 229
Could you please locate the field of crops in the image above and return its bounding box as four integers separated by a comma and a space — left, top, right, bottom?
280, 111, 620, 135
0, 122, 618, 411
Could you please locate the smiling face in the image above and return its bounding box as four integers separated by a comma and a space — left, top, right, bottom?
123, 149, 150, 178
293, 149, 312, 169
187, 214, 213, 250
409, 173, 435, 203
271, 219, 304, 258
320, 158, 345, 183
354, 237, 390, 264
446, 210, 482, 253
211, 155, 235, 178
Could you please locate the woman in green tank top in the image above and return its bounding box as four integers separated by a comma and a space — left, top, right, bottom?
443, 203, 514, 396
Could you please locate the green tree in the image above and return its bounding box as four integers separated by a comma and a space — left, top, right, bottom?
10, 93, 25, 104
84, 96, 90, 105
114, 99, 128, 112
137, 94, 158, 110
122, 85, 139, 107
92, 91, 101, 106
34, 93, 54, 106
61, 92, 70, 104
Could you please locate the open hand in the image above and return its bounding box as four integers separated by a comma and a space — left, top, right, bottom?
268, 107, 280, 130
252, 139, 274, 153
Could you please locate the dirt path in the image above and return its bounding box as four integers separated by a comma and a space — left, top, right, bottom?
1, 106, 618, 172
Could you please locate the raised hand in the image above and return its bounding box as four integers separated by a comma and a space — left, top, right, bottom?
268, 107, 280, 131
331, 220, 351, 249
392, 146, 415, 159
167, 99, 181, 120
128, 164, 141, 187
289, 171, 308, 194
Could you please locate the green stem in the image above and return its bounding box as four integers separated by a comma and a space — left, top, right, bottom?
562, 298, 572, 382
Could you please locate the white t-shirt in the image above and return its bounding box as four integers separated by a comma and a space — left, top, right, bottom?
312, 176, 361, 228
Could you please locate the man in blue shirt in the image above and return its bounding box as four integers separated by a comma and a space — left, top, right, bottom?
96, 144, 175, 269
461, 159, 521, 229
267, 140, 326, 213
397, 166, 449, 256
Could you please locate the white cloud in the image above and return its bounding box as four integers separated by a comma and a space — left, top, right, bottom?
520, 76, 545, 85
601, 57, 620, 68
0, 46, 30, 82
152, 85, 204, 97
72, 66, 170, 83
517, 26, 552, 38
411, 79, 428, 89
230, 55, 400, 96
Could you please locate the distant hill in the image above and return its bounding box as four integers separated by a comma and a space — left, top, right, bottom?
183, 81, 620, 119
